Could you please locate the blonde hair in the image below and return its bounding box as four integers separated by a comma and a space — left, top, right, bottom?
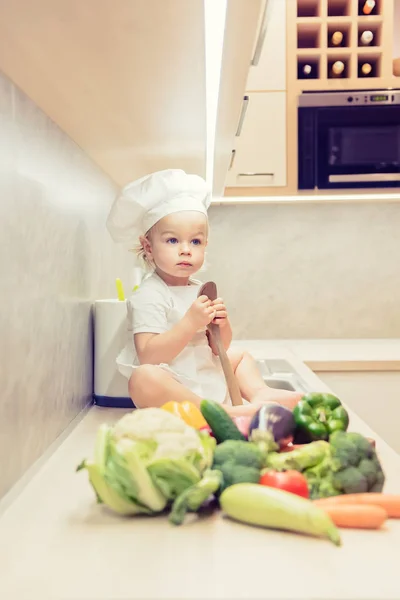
130, 227, 155, 272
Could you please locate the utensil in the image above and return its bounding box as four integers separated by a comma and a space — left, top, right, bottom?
198, 281, 243, 406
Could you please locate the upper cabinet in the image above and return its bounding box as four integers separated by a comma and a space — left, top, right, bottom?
211, 0, 264, 198
223, 92, 287, 188
215, 0, 288, 193
245, 0, 287, 91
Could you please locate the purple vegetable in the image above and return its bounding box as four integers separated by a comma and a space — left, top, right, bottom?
249, 402, 295, 449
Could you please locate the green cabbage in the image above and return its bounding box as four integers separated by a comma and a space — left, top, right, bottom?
77, 408, 216, 516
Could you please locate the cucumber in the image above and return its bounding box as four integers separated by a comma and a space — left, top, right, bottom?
220, 483, 341, 546
200, 400, 246, 443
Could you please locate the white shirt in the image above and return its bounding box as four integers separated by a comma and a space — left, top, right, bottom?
116, 272, 229, 404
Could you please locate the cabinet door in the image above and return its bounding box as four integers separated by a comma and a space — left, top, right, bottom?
245, 0, 287, 92
225, 92, 287, 188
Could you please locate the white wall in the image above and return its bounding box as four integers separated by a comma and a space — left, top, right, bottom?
394, 0, 400, 57
0, 72, 133, 499
206, 201, 400, 339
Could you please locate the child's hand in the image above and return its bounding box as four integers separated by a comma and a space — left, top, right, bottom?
185, 295, 217, 331
211, 297, 228, 328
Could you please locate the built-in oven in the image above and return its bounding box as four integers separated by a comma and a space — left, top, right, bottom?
298, 90, 400, 190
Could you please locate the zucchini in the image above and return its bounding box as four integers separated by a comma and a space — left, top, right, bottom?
200, 400, 245, 443
220, 483, 341, 546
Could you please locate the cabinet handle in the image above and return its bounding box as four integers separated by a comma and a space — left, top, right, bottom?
251, 0, 272, 66
229, 149, 236, 170
235, 96, 249, 136
238, 172, 274, 177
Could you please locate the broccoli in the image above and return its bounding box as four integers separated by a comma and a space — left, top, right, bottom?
212, 440, 265, 492
266, 440, 331, 472
261, 431, 386, 500
304, 430, 386, 499
169, 469, 223, 525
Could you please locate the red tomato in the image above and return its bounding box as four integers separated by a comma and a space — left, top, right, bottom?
199, 425, 214, 437
259, 470, 309, 499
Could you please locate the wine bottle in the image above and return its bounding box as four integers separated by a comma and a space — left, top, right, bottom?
298, 63, 314, 79
360, 30, 374, 45
331, 60, 345, 77
360, 62, 372, 76
361, 0, 376, 15
331, 31, 344, 46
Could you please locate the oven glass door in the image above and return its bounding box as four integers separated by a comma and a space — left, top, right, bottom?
316, 105, 400, 188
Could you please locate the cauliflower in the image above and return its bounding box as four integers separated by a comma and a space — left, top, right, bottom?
113, 408, 204, 460
78, 408, 217, 516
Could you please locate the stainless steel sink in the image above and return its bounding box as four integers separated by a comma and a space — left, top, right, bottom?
256, 359, 312, 394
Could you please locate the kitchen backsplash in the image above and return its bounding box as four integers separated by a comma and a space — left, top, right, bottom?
0, 72, 132, 500
206, 201, 400, 339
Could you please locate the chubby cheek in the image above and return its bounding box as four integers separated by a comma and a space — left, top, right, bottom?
152, 244, 177, 267
193, 246, 206, 264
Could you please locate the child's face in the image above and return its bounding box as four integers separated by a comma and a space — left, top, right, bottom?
142, 211, 208, 284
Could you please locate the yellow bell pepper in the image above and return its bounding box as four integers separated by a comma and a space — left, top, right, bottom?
161, 401, 207, 429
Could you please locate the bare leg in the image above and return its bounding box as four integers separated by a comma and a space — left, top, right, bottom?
129, 365, 201, 408
228, 349, 303, 410
129, 364, 270, 417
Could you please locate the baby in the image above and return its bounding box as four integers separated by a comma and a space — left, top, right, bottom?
107, 169, 302, 417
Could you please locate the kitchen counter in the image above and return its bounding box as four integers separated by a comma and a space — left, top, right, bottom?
232, 339, 400, 371
1, 344, 400, 600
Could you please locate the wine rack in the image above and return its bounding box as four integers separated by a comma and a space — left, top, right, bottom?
295, 0, 386, 84
328, 0, 351, 17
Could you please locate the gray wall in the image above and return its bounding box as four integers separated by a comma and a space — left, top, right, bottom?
0, 73, 132, 499
206, 201, 400, 339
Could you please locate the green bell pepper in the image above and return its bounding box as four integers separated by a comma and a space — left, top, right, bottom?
293, 392, 349, 443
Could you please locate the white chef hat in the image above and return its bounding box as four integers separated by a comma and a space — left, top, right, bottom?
106, 169, 211, 244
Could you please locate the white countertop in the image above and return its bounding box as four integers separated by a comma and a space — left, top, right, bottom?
1, 342, 400, 600
233, 339, 400, 371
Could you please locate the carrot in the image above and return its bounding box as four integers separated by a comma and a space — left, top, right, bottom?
318, 504, 387, 529
314, 494, 400, 518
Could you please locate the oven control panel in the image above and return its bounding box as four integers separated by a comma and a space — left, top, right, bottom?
299, 90, 400, 107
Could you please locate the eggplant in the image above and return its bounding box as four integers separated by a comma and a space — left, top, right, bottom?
249, 403, 296, 450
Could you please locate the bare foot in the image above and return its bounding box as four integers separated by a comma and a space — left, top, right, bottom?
251, 387, 303, 411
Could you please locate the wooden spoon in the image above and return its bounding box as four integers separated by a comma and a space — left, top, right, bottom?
198, 282, 243, 406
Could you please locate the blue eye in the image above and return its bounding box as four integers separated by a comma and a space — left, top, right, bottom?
192, 239, 202, 245
167, 238, 178, 244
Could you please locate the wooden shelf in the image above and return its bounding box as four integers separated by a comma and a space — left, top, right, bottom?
328, 0, 352, 17
357, 0, 382, 16
297, 22, 321, 47
356, 45, 383, 53
296, 47, 324, 55
297, 55, 321, 79
296, 16, 324, 23
326, 15, 354, 22
327, 21, 352, 47
357, 52, 382, 77
356, 15, 383, 23
357, 23, 381, 46
327, 53, 351, 77
297, 0, 321, 17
